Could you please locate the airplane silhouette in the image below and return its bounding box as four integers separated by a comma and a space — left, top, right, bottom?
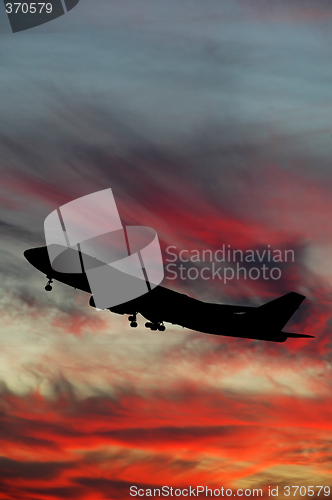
24, 246, 314, 343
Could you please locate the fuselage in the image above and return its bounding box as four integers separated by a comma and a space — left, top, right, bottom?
24, 246, 260, 337
24, 246, 312, 342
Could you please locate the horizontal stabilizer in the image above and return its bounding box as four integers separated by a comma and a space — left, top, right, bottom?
283, 332, 315, 339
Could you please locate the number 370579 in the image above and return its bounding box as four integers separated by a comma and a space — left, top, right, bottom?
284, 486, 330, 496
5, 3, 53, 14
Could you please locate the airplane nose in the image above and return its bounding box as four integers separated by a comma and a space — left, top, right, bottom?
23, 248, 34, 264
24, 247, 50, 274
24, 247, 45, 267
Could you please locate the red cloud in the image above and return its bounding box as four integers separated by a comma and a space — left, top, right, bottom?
2, 159, 332, 499
0, 380, 331, 499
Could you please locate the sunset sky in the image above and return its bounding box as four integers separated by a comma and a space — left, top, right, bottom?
1, 0, 332, 498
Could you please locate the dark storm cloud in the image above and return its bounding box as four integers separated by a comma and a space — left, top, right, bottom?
0, 219, 36, 242
0, 456, 71, 480
99, 424, 246, 450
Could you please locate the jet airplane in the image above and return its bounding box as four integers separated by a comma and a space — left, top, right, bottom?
24, 246, 314, 343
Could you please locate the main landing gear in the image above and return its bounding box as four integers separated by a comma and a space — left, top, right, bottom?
45, 277, 53, 291
145, 322, 166, 332
128, 314, 138, 328
128, 315, 166, 331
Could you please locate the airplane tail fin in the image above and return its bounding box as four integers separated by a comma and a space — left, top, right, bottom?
258, 292, 306, 331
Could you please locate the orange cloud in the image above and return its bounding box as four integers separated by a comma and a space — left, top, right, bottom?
0, 379, 331, 499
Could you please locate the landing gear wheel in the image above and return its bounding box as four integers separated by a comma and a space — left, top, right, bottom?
150, 324, 158, 331
158, 324, 166, 331
45, 277, 53, 291
128, 313, 137, 327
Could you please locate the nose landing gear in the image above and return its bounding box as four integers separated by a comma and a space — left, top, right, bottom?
45, 277, 53, 291
128, 314, 138, 328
